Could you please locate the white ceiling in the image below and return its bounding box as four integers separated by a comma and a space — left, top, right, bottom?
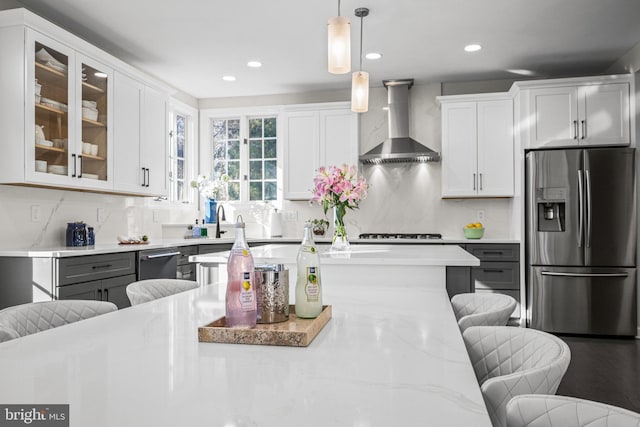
14, 0, 640, 99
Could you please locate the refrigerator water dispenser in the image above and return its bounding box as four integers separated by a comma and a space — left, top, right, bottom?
537, 202, 565, 232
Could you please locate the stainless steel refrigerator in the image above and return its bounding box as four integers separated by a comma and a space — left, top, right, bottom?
526, 147, 637, 336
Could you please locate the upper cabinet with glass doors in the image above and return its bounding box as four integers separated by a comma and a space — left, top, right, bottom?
26, 30, 113, 190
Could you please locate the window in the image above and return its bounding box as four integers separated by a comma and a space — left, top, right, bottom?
168, 101, 197, 203
211, 115, 278, 202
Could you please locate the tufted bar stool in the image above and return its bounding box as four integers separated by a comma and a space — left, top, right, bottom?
0, 300, 117, 343
506, 394, 640, 427
462, 326, 571, 427
126, 279, 199, 306
451, 293, 517, 332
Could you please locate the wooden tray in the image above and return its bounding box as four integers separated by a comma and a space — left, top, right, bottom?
198, 305, 331, 347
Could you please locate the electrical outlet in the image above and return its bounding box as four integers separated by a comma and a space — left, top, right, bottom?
283, 210, 298, 222
30, 205, 41, 222
97, 207, 105, 223
476, 210, 485, 221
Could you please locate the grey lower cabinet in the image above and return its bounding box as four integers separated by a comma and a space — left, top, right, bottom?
57, 252, 137, 309
446, 243, 520, 319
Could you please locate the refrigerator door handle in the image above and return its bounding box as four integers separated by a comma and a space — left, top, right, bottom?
541, 271, 629, 278
577, 170, 584, 248
585, 169, 592, 248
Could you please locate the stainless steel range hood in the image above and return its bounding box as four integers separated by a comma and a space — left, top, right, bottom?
360, 79, 440, 164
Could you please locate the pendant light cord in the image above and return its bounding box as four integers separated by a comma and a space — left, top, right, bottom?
338, 0, 341, 16
359, 13, 363, 71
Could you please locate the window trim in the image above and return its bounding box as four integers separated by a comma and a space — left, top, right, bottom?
167, 98, 198, 204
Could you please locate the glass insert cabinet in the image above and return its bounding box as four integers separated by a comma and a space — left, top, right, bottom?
27, 30, 113, 190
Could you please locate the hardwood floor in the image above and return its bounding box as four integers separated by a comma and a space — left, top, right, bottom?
556, 335, 640, 413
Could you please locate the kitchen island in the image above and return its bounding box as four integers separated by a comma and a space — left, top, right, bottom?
191, 243, 480, 291
0, 245, 490, 426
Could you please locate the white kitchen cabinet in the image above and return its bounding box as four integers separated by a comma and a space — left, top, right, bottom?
515, 75, 632, 149
439, 95, 514, 198
0, 9, 169, 195
113, 72, 167, 196
282, 103, 358, 200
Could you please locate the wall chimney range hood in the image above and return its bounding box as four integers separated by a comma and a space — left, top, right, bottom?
360, 79, 440, 164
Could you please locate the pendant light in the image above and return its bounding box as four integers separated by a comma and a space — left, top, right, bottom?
351, 7, 369, 113
327, 0, 351, 74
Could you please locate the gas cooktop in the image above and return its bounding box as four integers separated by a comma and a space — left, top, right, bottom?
358, 233, 442, 240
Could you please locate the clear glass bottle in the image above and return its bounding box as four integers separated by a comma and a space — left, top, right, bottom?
295, 223, 323, 318
192, 219, 200, 238
225, 215, 257, 328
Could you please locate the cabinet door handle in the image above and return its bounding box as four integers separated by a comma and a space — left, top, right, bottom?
145, 168, 150, 187
72, 154, 77, 177
473, 173, 476, 191
141, 167, 146, 187
482, 268, 504, 273
573, 120, 578, 139
104, 288, 109, 301
581, 120, 586, 139
479, 173, 483, 191
92, 264, 113, 269
78, 155, 83, 178
97, 289, 102, 300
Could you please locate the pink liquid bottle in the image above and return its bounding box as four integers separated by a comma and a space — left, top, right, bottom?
225, 215, 257, 328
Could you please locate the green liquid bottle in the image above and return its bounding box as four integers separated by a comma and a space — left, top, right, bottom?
295, 223, 322, 318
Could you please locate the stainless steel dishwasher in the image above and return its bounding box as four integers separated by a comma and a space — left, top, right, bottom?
138, 247, 180, 280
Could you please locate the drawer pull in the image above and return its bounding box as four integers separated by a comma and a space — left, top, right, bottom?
482, 251, 504, 255
92, 264, 113, 269
541, 271, 628, 278
483, 269, 504, 273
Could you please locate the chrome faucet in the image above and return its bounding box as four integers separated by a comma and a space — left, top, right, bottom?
215, 204, 226, 238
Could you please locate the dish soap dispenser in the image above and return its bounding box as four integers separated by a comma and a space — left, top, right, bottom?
295, 222, 323, 318
192, 219, 200, 238
225, 215, 257, 328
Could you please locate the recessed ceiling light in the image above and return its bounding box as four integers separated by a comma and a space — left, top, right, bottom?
464, 44, 482, 52
94, 72, 108, 78
507, 69, 535, 76
247, 61, 262, 68
222, 75, 236, 82
365, 52, 382, 60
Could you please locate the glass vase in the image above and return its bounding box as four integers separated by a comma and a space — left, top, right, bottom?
204, 198, 217, 224
331, 206, 350, 251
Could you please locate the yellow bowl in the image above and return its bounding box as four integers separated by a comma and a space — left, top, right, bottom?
463, 227, 485, 239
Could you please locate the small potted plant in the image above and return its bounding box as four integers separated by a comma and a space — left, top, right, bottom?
310, 218, 330, 236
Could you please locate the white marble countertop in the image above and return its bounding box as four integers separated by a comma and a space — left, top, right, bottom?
0, 236, 519, 258
191, 243, 481, 267
0, 278, 491, 426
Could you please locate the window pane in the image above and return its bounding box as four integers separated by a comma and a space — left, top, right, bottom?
177, 159, 184, 179
228, 182, 240, 201
249, 140, 262, 159
264, 139, 276, 158
228, 161, 240, 180
264, 117, 276, 138
249, 160, 262, 180
213, 120, 226, 141
264, 160, 276, 180
228, 140, 240, 160
249, 182, 262, 200
249, 118, 262, 138
214, 162, 226, 176
264, 182, 277, 200
177, 181, 184, 201
228, 119, 240, 139
213, 141, 226, 159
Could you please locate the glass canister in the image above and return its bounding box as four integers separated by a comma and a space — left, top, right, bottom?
255, 264, 289, 324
